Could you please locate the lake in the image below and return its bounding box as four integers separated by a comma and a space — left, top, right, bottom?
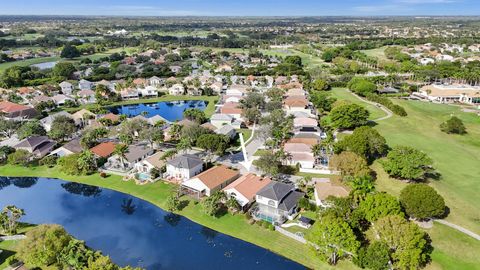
0, 177, 304, 270
109, 100, 208, 122
30, 61, 57, 70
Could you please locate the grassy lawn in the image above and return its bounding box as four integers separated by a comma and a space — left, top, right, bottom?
360, 46, 389, 61
0, 239, 19, 269
0, 164, 356, 270
330, 88, 387, 120
374, 100, 480, 234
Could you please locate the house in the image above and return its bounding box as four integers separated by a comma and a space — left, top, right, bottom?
105, 144, 154, 172
210, 114, 234, 129
59, 81, 74, 95
169, 84, 185, 95
100, 113, 120, 124
14, 136, 56, 158
138, 86, 158, 98
226, 84, 248, 96
214, 124, 237, 139
209, 81, 223, 93
133, 151, 166, 181
120, 88, 139, 100
71, 109, 96, 127
165, 154, 203, 182
220, 102, 243, 119
420, 58, 435, 65
0, 101, 38, 120
79, 79, 93, 91
40, 111, 72, 132
283, 142, 315, 169
186, 88, 202, 96
253, 182, 304, 224
295, 126, 322, 137
148, 76, 163, 87
223, 173, 271, 210
77, 89, 96, 104
90, 142, 117, 158
293, 117, 318, 128
50, 138, 83, 157
169, 65, 182, 73
416, 84, 480, 104
181, 165, 240, 198
52, 94, 74, 106
314, 181, 349, 207
283, 97, 310, 115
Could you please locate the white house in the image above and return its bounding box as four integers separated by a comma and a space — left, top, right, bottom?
40, 111, 72, 132
214, 124, 237, 139
133, 151, 165, 181
165, 154, 203, 182
169, 84, 185, 96
59, 81, 74, 95
79, 79, 94, 91
210, 114, 234, 129
138, 85, 158, 98
254, 182, 304, 224
52, 94, 74, 106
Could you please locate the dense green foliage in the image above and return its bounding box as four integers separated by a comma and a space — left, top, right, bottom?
382, 146, 433, 181
329, 104, 369, 129
336, 126, 388, 163
440, 116, 467, 134
400, 184, 445, 220
359, 192, 403, 222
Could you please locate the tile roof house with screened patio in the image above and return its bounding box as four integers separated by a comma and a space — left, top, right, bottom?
181, 165, 239, 199
253, 182, 304, 224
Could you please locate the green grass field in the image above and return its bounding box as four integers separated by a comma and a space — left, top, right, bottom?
0, 56, 61, 72
360, 46, 389, 61
332, 90, 480, 270
330, 88, 387, 120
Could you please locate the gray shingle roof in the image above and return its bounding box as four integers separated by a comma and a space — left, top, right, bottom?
167, 154, 203, 169
257, 182, 294, 201
278, 190, 304, 212
15, 136, 51, 150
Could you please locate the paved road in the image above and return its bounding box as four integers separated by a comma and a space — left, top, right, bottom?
349, 91, 393, 121
434, 219, 480, 241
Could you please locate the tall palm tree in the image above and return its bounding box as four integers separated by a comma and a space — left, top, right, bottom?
114, 144, 129, 170
1, 205, 25, 235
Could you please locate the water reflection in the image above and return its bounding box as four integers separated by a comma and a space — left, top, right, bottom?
61, 182, 102, 197
121, 198, 136, 215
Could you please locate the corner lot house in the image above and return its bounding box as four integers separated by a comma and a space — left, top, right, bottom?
253, 182, 304, 224
181, 165, 240, 198
165, 154, 203, 182
14, 136, 57, 158
223, 173, 271, 210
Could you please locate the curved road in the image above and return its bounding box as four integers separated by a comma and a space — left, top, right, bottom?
349, 91, 393, 121
435, 219, 480, 241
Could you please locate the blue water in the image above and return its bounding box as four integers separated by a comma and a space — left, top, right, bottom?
31, 61, 57, 70
109, 100, 208, 122
0, 177, 305, 270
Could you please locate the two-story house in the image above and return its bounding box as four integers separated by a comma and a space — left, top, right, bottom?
254, 182, 304, 224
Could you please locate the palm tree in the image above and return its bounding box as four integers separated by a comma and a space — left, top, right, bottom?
1, 205, 25, 235
114, 144, 129, 170
77, 150, 96, 174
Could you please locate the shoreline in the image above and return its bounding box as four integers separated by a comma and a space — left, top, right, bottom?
0, 165, 349, 270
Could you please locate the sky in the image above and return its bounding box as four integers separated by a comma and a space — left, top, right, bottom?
0, 0, 479, 16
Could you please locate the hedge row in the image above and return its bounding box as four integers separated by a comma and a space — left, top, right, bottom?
365, 93, 407, 117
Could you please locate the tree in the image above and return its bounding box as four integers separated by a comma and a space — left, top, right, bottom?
368, 215, 430, 270
336, 126, 388, 163
226, 197, 241, 214
196, 134, 230, 158
48, 115, 77, 142
60, 44, 80, 59
382, 146, 433, 181
240, 92, 265, 110
0, 205, 25, 235
348, 78, 377, 96
7, 150, 31, 166
58, 238, 97, 270
77, 150, 97, 175
53, 62, 76, 78
252, 150, 285, 177
140, 126, 164, 148
201, 191, 226, 217
17, 120, 46, 140
312, 78, 330, 91
354, 241, 391, 270
329, 151, 370, 178
16, 224, 72, 267
242, 107, 261, 124
400, 184, 445, 220
114, 144, 129, 170
359, 193, 403, 223
183, 108, 206, 124
440, 116, 466, 134
310, 91, 337, 113
0, 119, 20, 138
166, 187, 181, 212
259, 109, 293, 149
306, 215, 360, 265
329, 104, 369, 130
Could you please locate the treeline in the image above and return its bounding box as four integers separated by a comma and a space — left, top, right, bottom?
365, 93, 407, 116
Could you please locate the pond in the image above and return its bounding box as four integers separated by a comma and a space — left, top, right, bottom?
0, 177, 304, 270
109, 100, 207, 122
30, 61, 57, 70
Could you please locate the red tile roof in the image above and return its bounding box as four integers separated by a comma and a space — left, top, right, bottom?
90, 142, 116, 158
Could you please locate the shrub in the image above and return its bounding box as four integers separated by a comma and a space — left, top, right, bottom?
7, 150, 31, 166
99, 172, 107, 178
39, 155, 58, 168
440, 116, 466, 134
400, 184, 445, 220
6, 257, 19, 266
364, 93, 407, 117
